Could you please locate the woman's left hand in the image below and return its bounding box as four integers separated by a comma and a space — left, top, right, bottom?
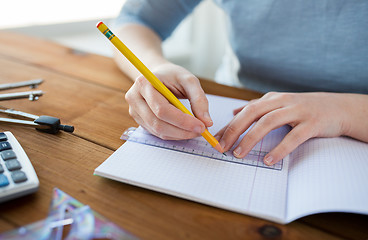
215, 92, 368, 166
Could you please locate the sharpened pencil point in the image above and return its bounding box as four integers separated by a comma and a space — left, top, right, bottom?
223, 153, 227, 156
213, 143, 224, 154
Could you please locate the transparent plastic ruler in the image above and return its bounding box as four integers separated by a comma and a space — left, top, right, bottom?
121, 127, 282, 170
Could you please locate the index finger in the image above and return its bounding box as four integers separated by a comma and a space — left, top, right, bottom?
217, 98, 282, 152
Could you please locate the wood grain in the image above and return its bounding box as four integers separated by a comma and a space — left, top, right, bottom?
0, 31, 131, 91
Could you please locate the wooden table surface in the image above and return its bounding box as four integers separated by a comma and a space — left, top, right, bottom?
0, 31, 367, 240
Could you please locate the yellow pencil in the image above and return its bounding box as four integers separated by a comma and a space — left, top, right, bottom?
96, 21, 224, 154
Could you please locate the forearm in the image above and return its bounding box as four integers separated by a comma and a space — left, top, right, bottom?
113, 23, 169, 80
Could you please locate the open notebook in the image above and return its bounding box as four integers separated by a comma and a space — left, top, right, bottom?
95, 94, 368, 224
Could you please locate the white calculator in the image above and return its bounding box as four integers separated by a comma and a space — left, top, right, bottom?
0, 131, 39, 203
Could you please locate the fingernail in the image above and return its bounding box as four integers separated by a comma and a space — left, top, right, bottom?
219, 140, 226, 150
233, 147, 242, 158
194, 126, 203, 134
204, 112, 213, 124
264, 155, 273, 165
214, 134, 220, 141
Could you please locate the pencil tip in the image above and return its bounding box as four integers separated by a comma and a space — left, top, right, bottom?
223, 153, 227, 156
213, 143, 225, 154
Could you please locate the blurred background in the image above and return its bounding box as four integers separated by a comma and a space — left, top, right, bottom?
0, 0, 240, 86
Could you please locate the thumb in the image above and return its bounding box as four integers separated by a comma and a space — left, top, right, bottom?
181, 75, 213, 127
191, 94, 213, 127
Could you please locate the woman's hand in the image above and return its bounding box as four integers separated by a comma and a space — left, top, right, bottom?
125, 63, 213, 140
215, 92, 368, 166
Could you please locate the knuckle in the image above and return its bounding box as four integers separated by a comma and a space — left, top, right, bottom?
225, 124, 238, 135
277, 92, 294, 102
124, 90, 133, 103
244, 102, 258, 115
279, 93, 289, 101
184, 75, 199, 85
152, 104, 167, 119
177, 116, 192, 130
259, 114, 275, 126
310, 115, 321, 125
278, 141, 289, 153
135, 75, 146, 85
151, 120, 164, 135
263, 91, 277, 99
245, 131, 257, 143
194, 95, 208, 106
263, 92, 294, 102
292, 127, 310, 143
128, 107, 135, 118
260, 110, 282, 126
274, 143, 289, 159
308, 124, 320, 138
158, 133, 170, 140
248, 98, 259, 105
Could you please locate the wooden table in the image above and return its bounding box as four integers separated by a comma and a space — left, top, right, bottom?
0, 31, 367, 240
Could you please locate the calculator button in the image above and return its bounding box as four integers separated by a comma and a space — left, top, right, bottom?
11, 171, 27, 183
0, 142, 11, 151
0, 174, 9, 187
1, 150, 16, 160
0, 164, 3, 173
0, 133, 7, 141
5, 160, 22, 171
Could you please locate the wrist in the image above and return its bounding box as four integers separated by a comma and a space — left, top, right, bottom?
145, 56, 170, 71
341, 94, 368, 142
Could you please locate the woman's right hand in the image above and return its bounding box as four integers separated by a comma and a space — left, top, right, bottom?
125, 62, 213, 140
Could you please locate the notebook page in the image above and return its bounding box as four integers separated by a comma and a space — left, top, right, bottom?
95, 94, 290, 223
165, 94, 290, 220
286, 137, 368, 222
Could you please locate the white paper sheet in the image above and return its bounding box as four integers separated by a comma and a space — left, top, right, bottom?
286, 136, 368, 222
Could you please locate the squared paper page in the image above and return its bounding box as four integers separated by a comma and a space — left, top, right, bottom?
95, 94, 290, 223
286, 137, 368, 222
